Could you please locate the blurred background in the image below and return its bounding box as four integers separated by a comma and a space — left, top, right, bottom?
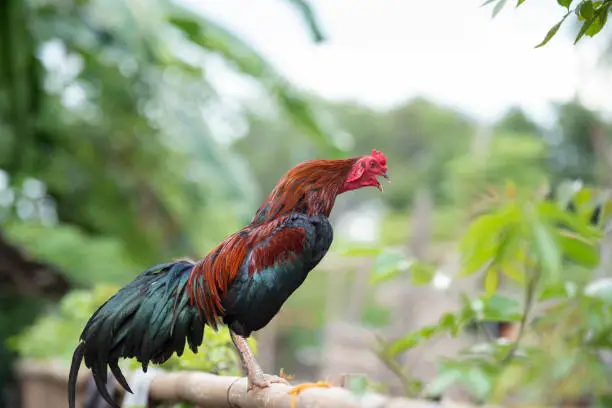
2, 0, 612, 407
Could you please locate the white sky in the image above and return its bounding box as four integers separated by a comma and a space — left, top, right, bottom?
183, 0, 612, 125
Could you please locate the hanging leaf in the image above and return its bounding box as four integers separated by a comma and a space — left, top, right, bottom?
425, 367, 462, 397
481, 0, 501, 7
501, 260, 526, 284
410, 261, 436, 286
370, 249, 407, 284
575, 19, 594, 43
539, 201, 601, 240
284, 0, 326, 42
484, 268, 499, 295
535, 17, 567, 48
530, 218, 562, 280
462, 367, 493, 402
558, 232, 600, 268
539, 281, 572, 301
460, 209, 516, 276
492, 0, 508, 17
586, 7, 609, 37
387, 325, 439, 356
481, 294, 522, 322
577, 0, 595, 20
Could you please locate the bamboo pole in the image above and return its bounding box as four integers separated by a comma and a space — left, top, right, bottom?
15, 360, 482, 408
148, 372, 476, 408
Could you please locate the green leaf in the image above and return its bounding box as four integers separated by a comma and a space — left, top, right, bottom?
578, 0, 595, 20
425, 368, 462, 397
492, 0, 508, 17
484, 268, 499, 295
538, 281, 571, 301
557, 0, 573, 8
501, 261, 526, 284
531, 219, 562, 280
553, 355, 577, 379
558, 233, 600, 268
460, 211, 514, 276
601, 201, 612, 226
481, 0, 501, 7
586, 7, 609, 36
586, 19, 605, 36
496, 225, 523, 264
345, 374, 368, 396
370, 249, 407, 284
516, 0, 527, 5
460, 250, 493, 278
572, 188, 594, 213
539, 201, 601, 240
284, 0, 326, 42
463, 368, 493, 401
575, 19, 594, 43
481, 294, 522, 322
535, 18, 566, 48
438, 313, 458, 331
555, 179, 583, 208
410, 261, 436, 286
388, 325, 439, 356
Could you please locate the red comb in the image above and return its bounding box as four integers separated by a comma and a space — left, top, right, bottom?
371, 149, 387, 166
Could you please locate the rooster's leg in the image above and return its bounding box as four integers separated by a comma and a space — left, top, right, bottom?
230, 331, 289, 390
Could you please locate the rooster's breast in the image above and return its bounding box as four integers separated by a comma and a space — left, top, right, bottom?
222, 213, 333, 337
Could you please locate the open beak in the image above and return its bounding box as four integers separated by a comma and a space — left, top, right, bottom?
377, 173, 391, 192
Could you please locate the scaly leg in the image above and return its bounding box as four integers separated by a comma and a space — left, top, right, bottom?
230, 331, 289, 390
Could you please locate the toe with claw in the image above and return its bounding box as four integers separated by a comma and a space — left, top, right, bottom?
247, 373, 290, 391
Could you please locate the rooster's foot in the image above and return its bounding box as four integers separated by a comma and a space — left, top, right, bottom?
288, 381, 333, 408
247, 374, 290, 391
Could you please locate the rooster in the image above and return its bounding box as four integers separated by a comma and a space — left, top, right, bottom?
68, 149, 390, 408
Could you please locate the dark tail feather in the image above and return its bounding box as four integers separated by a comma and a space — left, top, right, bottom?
68, 260, 205, 408
110, 361, 132, 394
69, 342, 85, 408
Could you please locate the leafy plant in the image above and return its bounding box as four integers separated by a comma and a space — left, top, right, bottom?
353, 181, 612, 404
482, 0, 612, 47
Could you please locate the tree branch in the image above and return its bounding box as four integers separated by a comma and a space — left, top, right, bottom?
0, 229, 70, 299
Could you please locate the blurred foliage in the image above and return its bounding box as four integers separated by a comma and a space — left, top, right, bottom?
484, 0, 612, 46
9, 286, 119, 361
237, 97, 475, 210
358, 182, 612, 405
445, 132, 548, 205
549, 100, 612, 185
0, 0, 339, 273
0, 0, 332, 402
2, 0, 612, 403
10, 286, 251, 376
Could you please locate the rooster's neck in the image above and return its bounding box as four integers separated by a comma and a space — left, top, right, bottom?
252, 158, 357, 224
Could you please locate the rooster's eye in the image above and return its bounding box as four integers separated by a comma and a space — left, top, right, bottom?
369, 160, 375, 167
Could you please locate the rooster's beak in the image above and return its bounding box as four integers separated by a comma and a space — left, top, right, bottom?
377, 173, 391, 192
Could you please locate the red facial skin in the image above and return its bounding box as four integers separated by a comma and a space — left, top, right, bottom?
341, 149, 390, 193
